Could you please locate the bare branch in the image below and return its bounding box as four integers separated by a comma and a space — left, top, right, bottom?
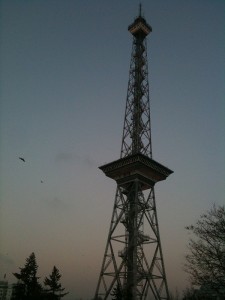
184, 205, 225, 292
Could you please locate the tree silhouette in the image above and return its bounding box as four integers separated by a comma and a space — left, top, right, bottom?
111, 284, 123, 300
182, 287, 197, 300
13, 252, 42, 299
184, 205, 225, 294
44, 266, 68, 299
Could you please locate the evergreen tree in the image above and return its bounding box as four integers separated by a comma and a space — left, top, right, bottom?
13, 252, 42, 300
111, 284, 123, 300
44, 266, 68, 299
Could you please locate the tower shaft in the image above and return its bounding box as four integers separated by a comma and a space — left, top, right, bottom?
95, 9, 172, 300
121, 14, 152, 158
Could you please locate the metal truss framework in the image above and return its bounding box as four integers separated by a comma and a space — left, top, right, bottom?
95, 184, 170, 300
121, 35, 152, 159
95, 8, 171, 300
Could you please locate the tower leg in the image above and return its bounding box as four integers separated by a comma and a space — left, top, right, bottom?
95, 182, 170, 300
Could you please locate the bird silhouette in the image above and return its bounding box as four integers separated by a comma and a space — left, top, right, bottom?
19, 157, 25, 162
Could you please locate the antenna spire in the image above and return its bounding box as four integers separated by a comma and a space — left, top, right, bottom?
139, 3, 142, 17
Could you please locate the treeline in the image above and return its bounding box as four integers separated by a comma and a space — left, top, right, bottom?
11, 204, 225, 300
12, 252, 68, 300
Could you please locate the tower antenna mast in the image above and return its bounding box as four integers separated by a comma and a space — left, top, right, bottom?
139, 3, 142, 16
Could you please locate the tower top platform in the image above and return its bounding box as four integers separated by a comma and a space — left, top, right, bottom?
99, 153, 173, 190
128, 6, 152, 37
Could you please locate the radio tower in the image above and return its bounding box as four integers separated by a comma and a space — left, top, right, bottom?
95, 5, 173, 300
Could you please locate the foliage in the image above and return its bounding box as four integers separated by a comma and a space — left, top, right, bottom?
44, 265, 68, 299
182, 287, 197, 300
184, 205, 225, 293
12, 253, 69, 300
169, 288, 180, 300
13, 252, 42, 299
111, 284, 123, 300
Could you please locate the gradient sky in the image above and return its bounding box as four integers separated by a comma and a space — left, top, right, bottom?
0, 1, 225, 299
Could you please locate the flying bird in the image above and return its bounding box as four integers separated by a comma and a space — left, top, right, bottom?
19, 157, 25, 162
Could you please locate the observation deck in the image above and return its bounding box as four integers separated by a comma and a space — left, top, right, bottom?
99, 153, 173, 190
128, 15, 152, 37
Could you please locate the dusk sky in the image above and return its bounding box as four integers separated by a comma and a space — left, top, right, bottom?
0, 1, 224, 299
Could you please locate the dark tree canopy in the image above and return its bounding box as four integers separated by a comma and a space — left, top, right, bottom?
44, 266, 68, 299
182, 287, 196, 300
184, 205, 225, 293
12, 254, 69, 300
111, 284, 123, 300
13, 252, 42, 299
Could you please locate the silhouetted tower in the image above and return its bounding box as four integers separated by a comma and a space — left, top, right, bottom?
95, 6, 173, 300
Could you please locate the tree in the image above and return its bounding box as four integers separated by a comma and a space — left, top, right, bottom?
169, 288, 180, 300
184, 205, 225, 293
44, 266, 68, 299
182, 287, 197, 300
13, 252, 42, 299
111, 284, 123, 300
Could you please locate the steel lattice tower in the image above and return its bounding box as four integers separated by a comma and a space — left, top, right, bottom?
95, 6, 173, 300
